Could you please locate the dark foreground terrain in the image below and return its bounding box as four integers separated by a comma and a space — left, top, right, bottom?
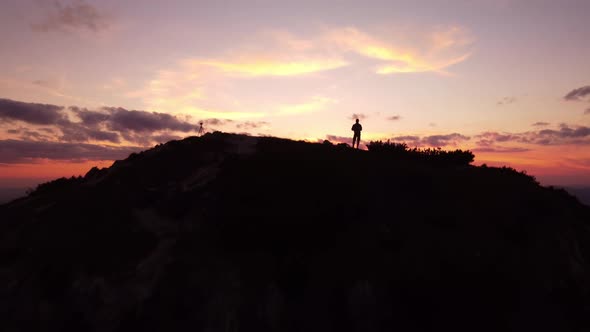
1, 132, 589, 331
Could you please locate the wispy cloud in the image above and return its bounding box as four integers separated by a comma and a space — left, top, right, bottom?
351, 113, 368, 120
31, 0, 109, 33
128, 25, 473, 121
387, 115, 402, 121
186, 28, 350, 78
323, 25, 473, 74
532, 121, 550, 127
497, 96, 516, 105
277, 96, 336, 115
195, 58, 348, 77
183, 25, 473, 79
125, 66, 264, 120
235, 121, 270, 130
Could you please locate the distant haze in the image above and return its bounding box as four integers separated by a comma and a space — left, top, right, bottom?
0, 188, 27, 204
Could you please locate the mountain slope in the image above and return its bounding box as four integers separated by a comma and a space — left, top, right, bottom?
1, 132, 589, 332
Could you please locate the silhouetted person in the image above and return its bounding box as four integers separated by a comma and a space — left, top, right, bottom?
198, 122, 204, 136
351, 119, 362, 149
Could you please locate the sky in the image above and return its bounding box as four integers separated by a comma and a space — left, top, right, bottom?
1, 0, 590, 190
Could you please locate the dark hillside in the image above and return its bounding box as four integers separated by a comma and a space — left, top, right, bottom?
1, 132, 589, 332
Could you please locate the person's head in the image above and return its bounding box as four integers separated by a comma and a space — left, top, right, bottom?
355, 119, 359, 123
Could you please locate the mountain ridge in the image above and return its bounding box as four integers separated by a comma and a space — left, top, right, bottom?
1, 131, 589, 331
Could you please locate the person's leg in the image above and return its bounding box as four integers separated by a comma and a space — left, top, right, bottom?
353, 135, 360, 148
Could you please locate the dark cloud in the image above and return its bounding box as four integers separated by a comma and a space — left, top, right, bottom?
6, 128, 53, 141
391, 135, 421, 142
323, 132, 470, 149
351, 113, 367, 120
202, 118, 232, 126
71, 107, 109, 126
532, 122, 550, 127
387, 115, 401, 121
324, 135, 352, 145
472, 146, 530, 153
475, 132, 519, 144
391, 133, 469, 147
422, 133, 470, 147
497, 96, 516, 105
474, 131, 527, 146
329, 125, 590, 154
536, 126, 590, 141
119, 132, 161, 146
564, 85, 590, 101
0, 98, 64, 125
474, 126, 590, 147
59, 121, 121, 144
0, 139, 141, 164
104, 107, 200, 133
471, 133, 529, 152
235, 121, 269, 130
193, 119, 236, 134
32, 0, 109, 32
1, 98, 208, 145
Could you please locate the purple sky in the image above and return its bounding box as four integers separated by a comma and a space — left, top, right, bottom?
1, 0, 590, 188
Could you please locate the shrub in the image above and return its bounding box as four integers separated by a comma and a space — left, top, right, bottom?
27, 176, 83, 197
367, 140, 475, 166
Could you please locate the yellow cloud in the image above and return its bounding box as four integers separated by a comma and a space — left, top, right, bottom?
126, 25, 473, 126
195, 58, 348, 77
376, 52, 471, 74
323, 26, 473, 75
277, 96, 336, 115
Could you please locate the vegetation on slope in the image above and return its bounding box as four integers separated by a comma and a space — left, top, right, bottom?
1, 132, 589, 332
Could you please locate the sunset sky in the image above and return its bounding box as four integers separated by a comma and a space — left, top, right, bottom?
1, 0, 589, 190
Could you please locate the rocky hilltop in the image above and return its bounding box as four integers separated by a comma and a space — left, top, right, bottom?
1, 132, 589, 331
